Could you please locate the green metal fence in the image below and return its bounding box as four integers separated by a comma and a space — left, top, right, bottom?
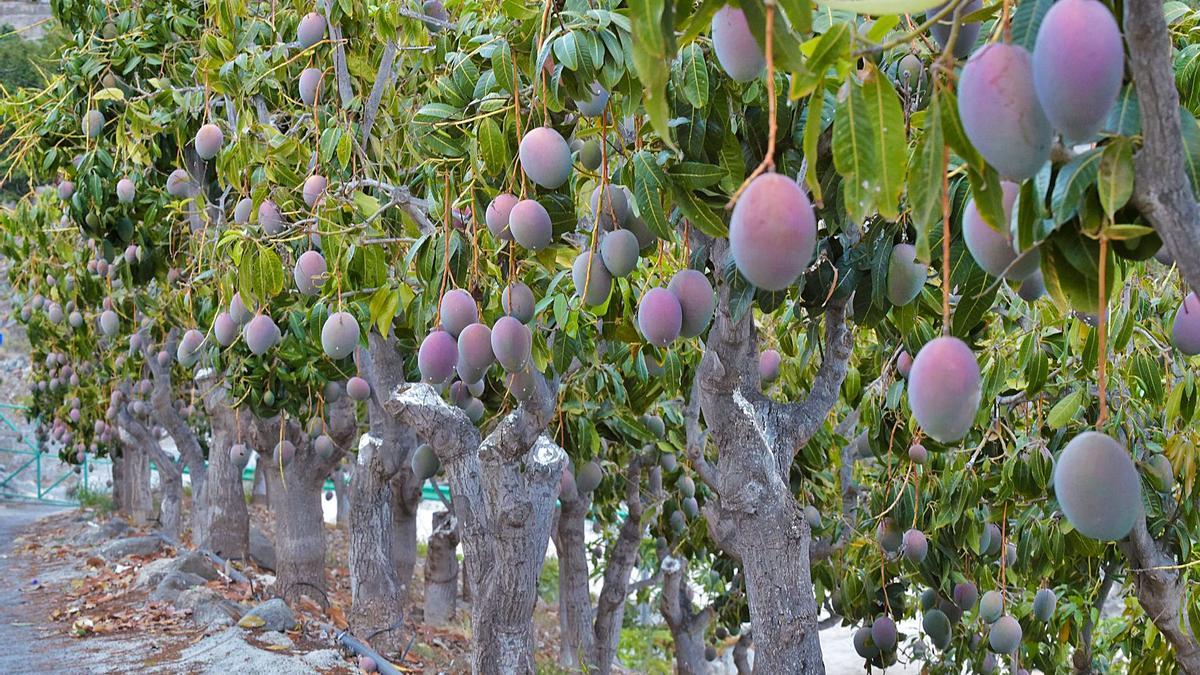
0, 400, 454, 506
0, 402, 93, 506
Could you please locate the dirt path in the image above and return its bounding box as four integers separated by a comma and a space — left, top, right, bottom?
0, 501, 85, 673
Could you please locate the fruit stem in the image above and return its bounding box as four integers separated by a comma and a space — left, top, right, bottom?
725, 1, 777, 209
940, 144, 951, 335
512, 58, 527, 198
1097, 235, 1109, 428
580, 108, 610, 305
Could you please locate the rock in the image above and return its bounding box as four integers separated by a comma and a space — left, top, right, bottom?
100, 535, 162, 559
150, 571, 207, 603
239, 598, 296, 632
175, 587, 244, 630
135, 557, 176, 588
136, 551, 219, 589
173, 551, 221, 581
301, 650, 345, 669
75, 518, 129, 545
257, 631, 293, 649
248, 528, 276, 571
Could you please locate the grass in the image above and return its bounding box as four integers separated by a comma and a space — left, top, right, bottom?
75, 486, 114, 514
538, 556, 560, 604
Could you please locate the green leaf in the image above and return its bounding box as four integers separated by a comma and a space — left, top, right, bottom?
833, 65, 905, 221
671, 185, 728, 237
1097, 138, 1134, 219
802, 84, 827, 202
1102, 224, 1156, 240
368, 287, 400, 338
553, 32, 580, 71
813, 0, 944, 16
791, 23, 849, 99
1179, 108, 1200, 193
777, 0, 813, 35
1051, 148, 1102, 225
1026, 347, 1048, 397
237, 245, 285, 304
630, 0, 676, 149
676, 43, 709, 109
907, 92, 944, 263
1009, 0, 1052, 51
939, 90, 984, 168
632, 151, 673, 240
1046, 389, 1084, 429
669, 161, 726, 189
476, 117, 509, 176
492, 41, 516, 95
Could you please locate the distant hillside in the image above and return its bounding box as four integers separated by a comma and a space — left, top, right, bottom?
0, 2, 52, 40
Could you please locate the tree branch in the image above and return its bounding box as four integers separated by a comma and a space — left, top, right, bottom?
361, 41, 398, 147
478, 371, 558, 463
774, 295, 855, 470
1125, 0, 1200, 294
1119, 514, 1200, 670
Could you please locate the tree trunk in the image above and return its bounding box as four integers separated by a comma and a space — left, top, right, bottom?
348, 434, 405, 651
386, 377, 564, 673
733, 633, 753, 674
334, 463, 351, 528
144, 329, 208, 538
251, 460, 269, 506
254, 400, 354, 605
199, 389, 250, 560
730, 501, 822, 673
136, 419, 184, 540
1073, 564, 1115, 674
124, 441, 153, 525
361, 331, 423, 604
553, 490, 595, 669
660, 556, 712, 675
424, 507, 459, 626
263, 457, 328, 603
391, 471, 422, 601
111, 451, 125, 513
690, 237, 853, 675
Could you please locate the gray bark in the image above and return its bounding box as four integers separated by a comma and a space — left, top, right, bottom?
660, 556, 712, 675
733, 633, 753, 674
359, 331, 424, 606
199, 381, 250, 560
391, 470, 422, 600
385, 371, 564, 673
553, 454, 650, 673
334, 464, 351, 528
143, 330, 207, 536
253, 398, 356, 604
119, 408, 182, 538
692, 239, 854, 673
553, 484, 595, 669
1125, 0, 1200, 295
424, 507, 459, 626
1120, 516, 1200, 673
348, 432, 405, 650
120, 428, 153, 526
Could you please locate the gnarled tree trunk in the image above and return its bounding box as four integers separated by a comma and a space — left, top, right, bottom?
691, 238, 854, 674
660, 556, 712, 675
143, 331, 207, 540
253, 398, 355, 605
348, 433, 405, 649
119, 406, 183, 538
1121, 517, 1200, 673
553, 487, 595, 669
200, 382, 250, 560
553, 454, 652, 673
117, 427, 153, 526
386, 373, 564, 673
349, 330, 423, 642
391, 470, 422, 600
424, 507, 459, 626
